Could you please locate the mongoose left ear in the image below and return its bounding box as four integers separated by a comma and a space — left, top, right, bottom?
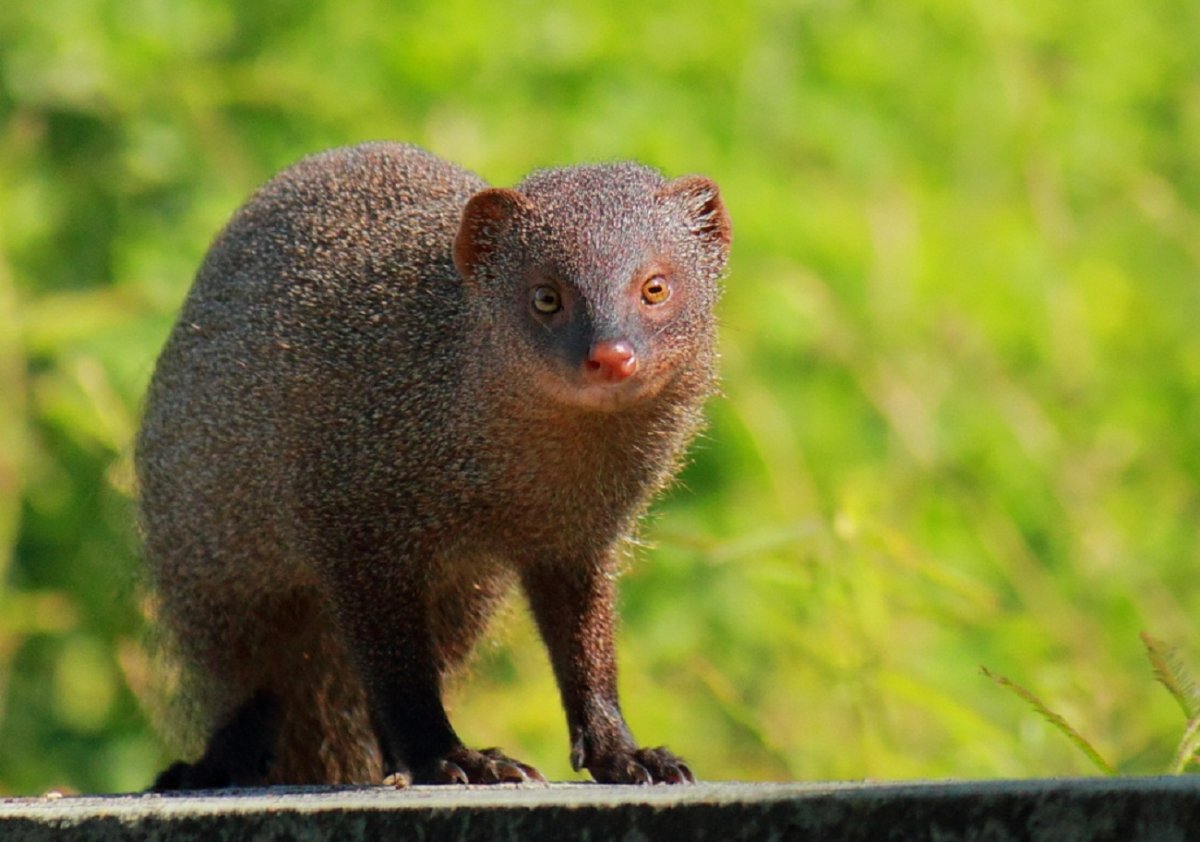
658, 176, 732, 262
455, 188, 535, 279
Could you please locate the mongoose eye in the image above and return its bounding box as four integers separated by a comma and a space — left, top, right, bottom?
641, 275, 671, 305
531, 285, 562, 314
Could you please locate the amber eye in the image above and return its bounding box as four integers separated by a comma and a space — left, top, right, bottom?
641, 275, 671, 305
531, 285, 562, 314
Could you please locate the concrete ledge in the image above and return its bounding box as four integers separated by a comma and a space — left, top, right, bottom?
3, 777, 1199, 841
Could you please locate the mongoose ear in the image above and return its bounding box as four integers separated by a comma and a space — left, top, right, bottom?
658, 176, 732, 262
454, 188, 535, 279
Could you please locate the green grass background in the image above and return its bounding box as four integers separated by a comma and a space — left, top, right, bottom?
2, 0, 1199, 794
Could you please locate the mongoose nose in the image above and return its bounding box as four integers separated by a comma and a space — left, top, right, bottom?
585, 341, 638, 383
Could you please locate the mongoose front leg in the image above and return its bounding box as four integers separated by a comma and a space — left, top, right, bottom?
329, 560, 541, 785
522, 559, 694, 784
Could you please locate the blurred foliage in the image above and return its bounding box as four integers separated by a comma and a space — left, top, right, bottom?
2, 0, 1199, 795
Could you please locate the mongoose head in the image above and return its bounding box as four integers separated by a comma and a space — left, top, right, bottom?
453, 162, 731, 412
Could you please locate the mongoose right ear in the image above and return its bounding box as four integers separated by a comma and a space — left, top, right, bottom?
454, 188, 535, 279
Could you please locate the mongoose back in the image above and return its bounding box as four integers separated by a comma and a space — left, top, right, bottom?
137, 142, 731, 787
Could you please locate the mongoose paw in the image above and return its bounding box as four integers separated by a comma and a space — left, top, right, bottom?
576, 742, 695, 785
149, 691, 279, 791
150, 759, 236, 792
411, 746, 546, 785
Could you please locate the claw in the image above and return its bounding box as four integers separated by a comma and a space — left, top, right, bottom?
479, 747, 546, 783
569, 741, 587, 773
434, 759, 469, 784
661, 761, 695, 784
522, 764, 549, 784
499, 763, 528, 783
628, 762, 653, 785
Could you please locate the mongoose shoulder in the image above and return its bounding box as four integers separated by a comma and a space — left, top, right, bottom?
136, 141, 732, 787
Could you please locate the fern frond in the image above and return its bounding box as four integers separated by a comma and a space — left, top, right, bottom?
981, 666, 1116, 776
1141, 631, 1200, 720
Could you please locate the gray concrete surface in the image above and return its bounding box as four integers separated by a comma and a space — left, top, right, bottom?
2, 777, 1198, 841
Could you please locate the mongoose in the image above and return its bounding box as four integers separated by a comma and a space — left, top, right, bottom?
136, 142, 731, 788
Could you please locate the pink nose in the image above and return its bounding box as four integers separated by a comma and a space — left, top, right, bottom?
585, 341, 638, 383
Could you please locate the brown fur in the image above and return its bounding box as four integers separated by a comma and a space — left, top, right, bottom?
136, 142, 731, 787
